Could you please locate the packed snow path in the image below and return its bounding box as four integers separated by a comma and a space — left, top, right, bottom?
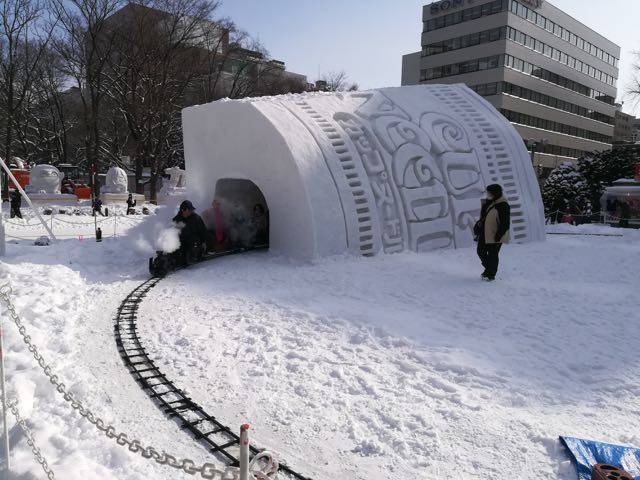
114, 250, 311, 480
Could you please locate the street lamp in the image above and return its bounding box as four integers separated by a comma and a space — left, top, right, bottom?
525, 138, 549, 178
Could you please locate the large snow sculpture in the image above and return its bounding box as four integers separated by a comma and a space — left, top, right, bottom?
25, 164, 77, 204
100, 166, 145, 204
26, 164, 64, 194
102, 166, 128, 194
183, 85, 545, 259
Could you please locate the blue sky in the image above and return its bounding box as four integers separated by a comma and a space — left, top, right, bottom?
218, 0, 640, 115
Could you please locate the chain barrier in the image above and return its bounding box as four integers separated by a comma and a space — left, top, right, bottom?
0, 284, 241, 480
544, 210, 634, 223
7, 398, 56, 479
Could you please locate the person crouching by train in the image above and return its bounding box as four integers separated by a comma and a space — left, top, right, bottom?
173, 200, 208, 266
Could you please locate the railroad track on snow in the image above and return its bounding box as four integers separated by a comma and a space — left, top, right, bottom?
114, 247, 312, 480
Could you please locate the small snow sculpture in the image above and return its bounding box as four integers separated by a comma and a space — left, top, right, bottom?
158, 166, 187, 203
25, 165, 64, 195
165, 167, 186, 189
102, 166, 129, 194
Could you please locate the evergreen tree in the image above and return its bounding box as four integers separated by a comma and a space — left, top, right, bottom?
541, 162, 588, 216
577, 148, 637, 209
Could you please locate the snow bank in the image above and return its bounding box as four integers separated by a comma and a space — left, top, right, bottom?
183, 85, 545, 259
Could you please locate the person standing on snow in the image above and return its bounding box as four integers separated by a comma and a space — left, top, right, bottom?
474, 184, 511, 282
173, 200, 208, 265
126, 193, 136, 214
10, 189, 22, 219
619, 202, 631, 228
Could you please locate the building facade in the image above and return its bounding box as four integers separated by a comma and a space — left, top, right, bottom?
613, 105, 635, 144
632, 118, 640, 144
402, 0, 620, 176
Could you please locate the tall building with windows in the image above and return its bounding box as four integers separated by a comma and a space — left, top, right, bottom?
401, 0, 619, 176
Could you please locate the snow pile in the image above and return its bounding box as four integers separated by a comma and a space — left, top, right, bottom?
0, 239, 216, 480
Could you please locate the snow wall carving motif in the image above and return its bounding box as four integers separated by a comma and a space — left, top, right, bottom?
182, 85, 545, 259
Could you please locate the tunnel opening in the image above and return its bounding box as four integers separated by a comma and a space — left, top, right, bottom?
205, 178, 269, 252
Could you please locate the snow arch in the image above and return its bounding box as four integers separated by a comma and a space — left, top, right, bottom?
182, 85, 545, 259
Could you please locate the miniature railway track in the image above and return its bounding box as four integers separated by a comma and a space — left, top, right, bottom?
114, 248, 312, 480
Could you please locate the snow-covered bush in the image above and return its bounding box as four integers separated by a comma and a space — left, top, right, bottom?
541, 162, 589, 215
577, 148, 638, 207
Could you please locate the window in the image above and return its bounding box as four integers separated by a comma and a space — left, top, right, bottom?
509, 0, 619, 67
422, 26, 506, 57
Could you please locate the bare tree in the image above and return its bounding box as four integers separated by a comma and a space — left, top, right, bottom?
319, 70, 359, 92
16, 44, 74, 164
0, 0, 57, 198
49, 0, 124, 190
105, 0, 220, 201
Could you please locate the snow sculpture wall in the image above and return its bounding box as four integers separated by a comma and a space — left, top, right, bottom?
183, 85, 545, 259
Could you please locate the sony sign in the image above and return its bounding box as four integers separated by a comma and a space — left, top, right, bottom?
430, 0, 543, 16
430, 0, 470, 15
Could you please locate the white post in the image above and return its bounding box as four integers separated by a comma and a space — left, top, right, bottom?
240, 424, 250, 480
0, 157, 57, 241
114, 214, 117, 237
0, 305, 10, 473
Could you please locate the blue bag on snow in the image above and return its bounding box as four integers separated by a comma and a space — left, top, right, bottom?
560, 436, 640, 480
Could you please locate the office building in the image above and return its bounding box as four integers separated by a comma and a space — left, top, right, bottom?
402, 0, 620, 176
613, 105, 634, 144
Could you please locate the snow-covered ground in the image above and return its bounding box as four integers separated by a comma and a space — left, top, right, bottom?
1, 216, 639, 480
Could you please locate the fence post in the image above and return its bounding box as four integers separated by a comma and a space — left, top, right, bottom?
0, 304, 10, 474
240, 424, 250, 480
50, 209, 54, 237
114, 214, 118, 237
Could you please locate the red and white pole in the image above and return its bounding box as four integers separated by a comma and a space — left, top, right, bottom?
240, 424, 250, 480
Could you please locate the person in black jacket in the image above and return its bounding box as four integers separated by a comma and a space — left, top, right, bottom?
126, 193, 136, 214
476, 184, 511, 281
173, 200, 207, 265
10, 190, 22, 219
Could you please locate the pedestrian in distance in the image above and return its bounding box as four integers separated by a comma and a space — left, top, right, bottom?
619, 202, 631, 229
92, 198, 104, 216
126, 193, 136, 215
473, 184, 511, 282
10, 189, 22, 219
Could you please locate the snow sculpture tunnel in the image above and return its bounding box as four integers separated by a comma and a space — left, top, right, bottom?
182, 85, 545, 259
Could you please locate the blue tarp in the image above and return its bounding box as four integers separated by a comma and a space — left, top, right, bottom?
560, 436, 640, 480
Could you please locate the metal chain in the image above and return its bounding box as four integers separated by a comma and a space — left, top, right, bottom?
0, 284, 240, 480
7, 398, 56, 479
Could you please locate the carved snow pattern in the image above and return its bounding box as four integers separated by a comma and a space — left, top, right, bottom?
431, 86, 529, 242
288, 99, 380, 256
339, 90, 486, 253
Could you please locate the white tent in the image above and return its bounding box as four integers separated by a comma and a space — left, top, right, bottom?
182, 85, 545, 259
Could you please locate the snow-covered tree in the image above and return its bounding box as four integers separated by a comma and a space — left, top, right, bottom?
577, 148, 637, 208
541, 162, 589, 216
